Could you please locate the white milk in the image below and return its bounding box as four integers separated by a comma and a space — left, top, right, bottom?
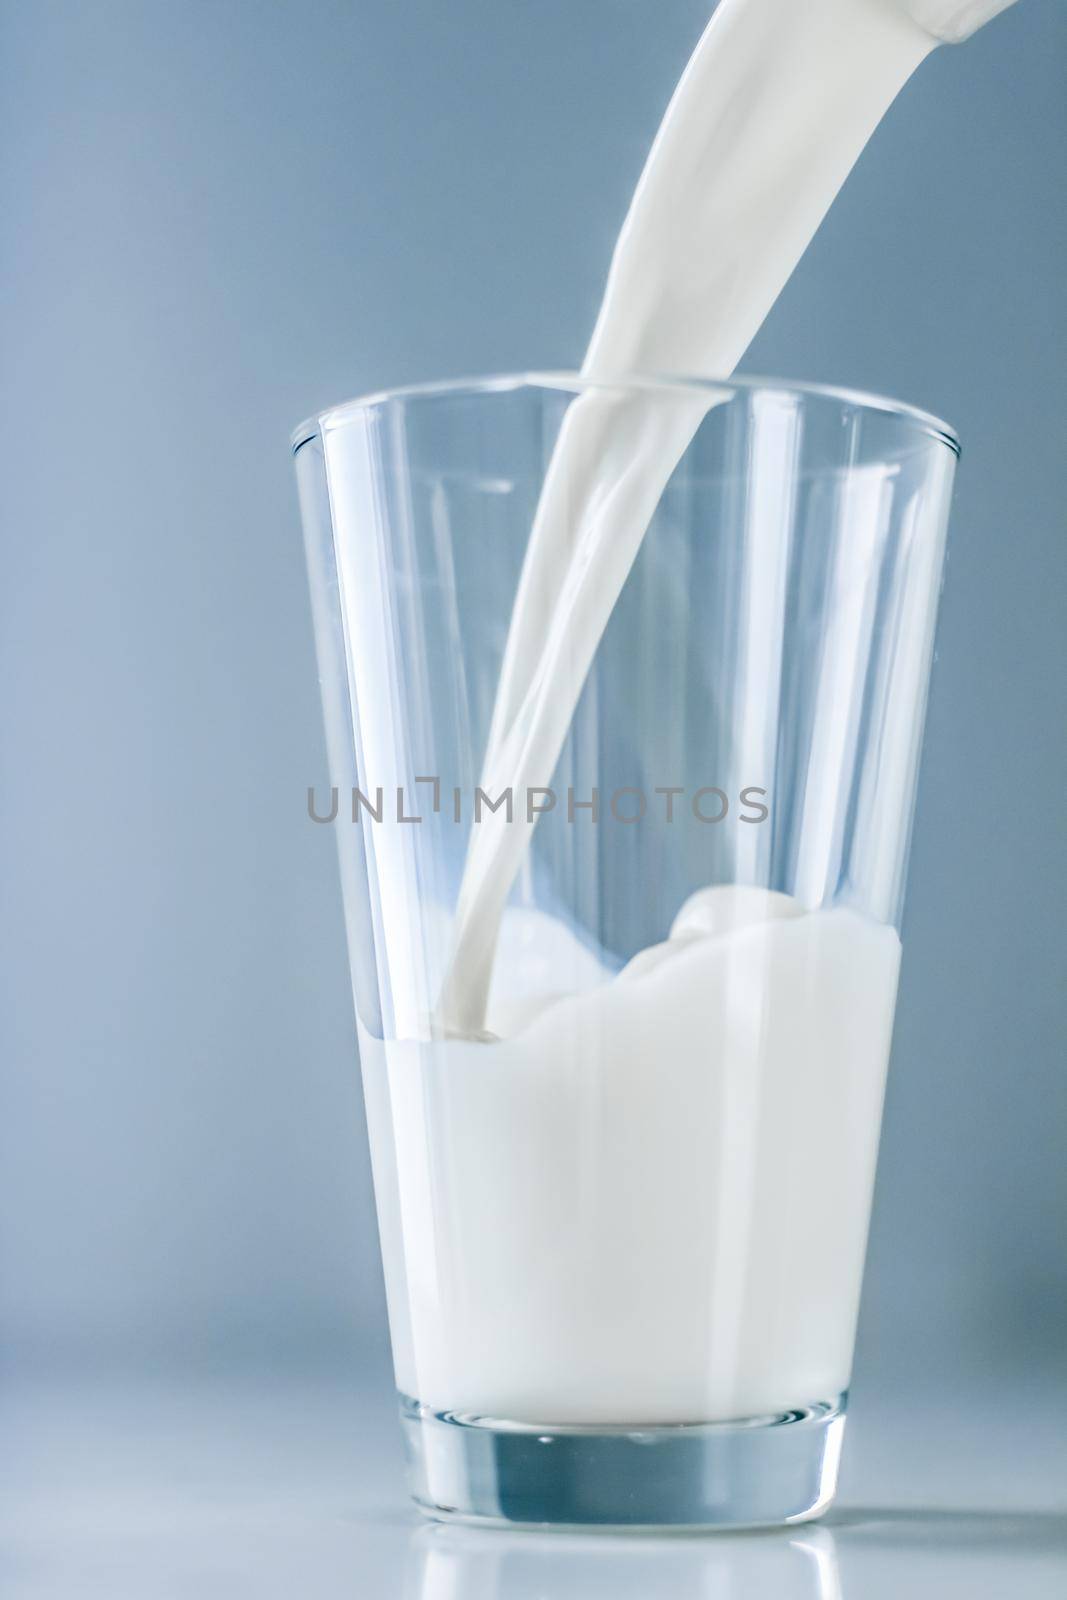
439, 0, 1016, 1037
365, 900, 900, 1423
358, 0, 1017, 1423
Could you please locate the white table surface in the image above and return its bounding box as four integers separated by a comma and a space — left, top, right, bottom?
3, 1370, 1064, 1598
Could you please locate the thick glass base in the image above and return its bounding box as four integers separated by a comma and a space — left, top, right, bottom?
399, 1392, 847, 1531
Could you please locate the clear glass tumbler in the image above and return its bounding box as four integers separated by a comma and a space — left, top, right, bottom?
293, 373, 958, 1529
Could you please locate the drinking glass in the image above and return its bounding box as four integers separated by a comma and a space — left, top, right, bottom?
293, 373, 957, 1528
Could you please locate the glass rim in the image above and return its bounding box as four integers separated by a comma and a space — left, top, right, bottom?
291, 370, 961, 458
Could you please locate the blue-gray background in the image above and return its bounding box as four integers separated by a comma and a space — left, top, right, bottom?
2, 0, 1064, 1407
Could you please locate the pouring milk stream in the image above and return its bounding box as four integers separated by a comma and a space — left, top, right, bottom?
437, 0, 1018, 1038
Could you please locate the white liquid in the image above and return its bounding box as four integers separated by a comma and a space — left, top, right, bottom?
439, 0, 1012, 1037
366, 899, 900, 1423
360, 0, 1016, 1423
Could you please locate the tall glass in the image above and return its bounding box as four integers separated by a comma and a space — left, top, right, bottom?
293, 373, 957, 1529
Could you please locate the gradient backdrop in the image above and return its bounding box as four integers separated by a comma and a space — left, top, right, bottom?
2, 0, 1064, 1417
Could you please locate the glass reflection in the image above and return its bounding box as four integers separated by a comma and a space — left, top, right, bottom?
405, 1520, 842, 1600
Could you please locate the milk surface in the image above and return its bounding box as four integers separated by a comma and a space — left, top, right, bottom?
364, 901, 900, 1424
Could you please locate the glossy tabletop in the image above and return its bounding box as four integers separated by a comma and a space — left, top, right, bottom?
4, 1367, 1064, 1599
